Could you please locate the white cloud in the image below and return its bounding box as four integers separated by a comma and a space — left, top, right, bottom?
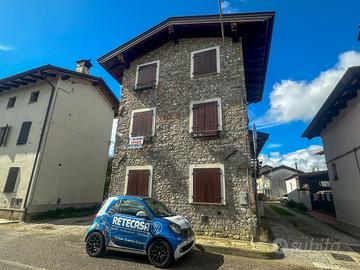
259, 145, 327, 172
221, 1, 240, 14
254, 50, 360, 128
0, 44, 13, 51
109, 118, 118, 156
266, 143, 282, 149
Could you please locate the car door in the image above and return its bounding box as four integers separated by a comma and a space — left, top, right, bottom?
109, 198, 152, 251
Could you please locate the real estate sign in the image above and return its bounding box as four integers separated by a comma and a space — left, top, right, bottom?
129, 136, 144, 149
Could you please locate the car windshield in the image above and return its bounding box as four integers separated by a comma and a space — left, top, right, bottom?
143, 198, 175, 218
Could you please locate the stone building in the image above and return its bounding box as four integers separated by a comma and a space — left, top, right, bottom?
99, 13, 274, 239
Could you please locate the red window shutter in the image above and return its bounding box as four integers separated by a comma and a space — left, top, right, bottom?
193, 168, 221, 203
192, 103, 206, 133
131, 110, 153, 137
193, 48, 217, 76
136, 63, 157, 88
127, 170, 150, 196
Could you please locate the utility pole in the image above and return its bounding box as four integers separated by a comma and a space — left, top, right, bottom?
218, 0, 225, 41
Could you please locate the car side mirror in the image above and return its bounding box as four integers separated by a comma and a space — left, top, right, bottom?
136, 211, 148, 218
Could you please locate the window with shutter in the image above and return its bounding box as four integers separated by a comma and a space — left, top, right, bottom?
17, 121, 32, 145
126, 169, 150, 196
0, 125, 10, 147
191, 99, 221, 137
3, 167, 19, 193
192, 167, 222, 204
7, 97, 16, 108
29, 91, 40, 103
135, 61, 159, 90
191, 46, 219, 77
130, 108, 155, 138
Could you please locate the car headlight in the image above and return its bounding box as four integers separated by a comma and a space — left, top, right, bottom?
169, 223, 182, 234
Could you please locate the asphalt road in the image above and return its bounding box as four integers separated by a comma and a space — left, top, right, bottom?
0, 222, 313, 270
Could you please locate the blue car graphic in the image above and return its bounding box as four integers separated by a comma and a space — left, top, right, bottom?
85, 195, 195, 268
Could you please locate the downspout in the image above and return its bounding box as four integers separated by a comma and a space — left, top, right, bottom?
23, 76, 57, 219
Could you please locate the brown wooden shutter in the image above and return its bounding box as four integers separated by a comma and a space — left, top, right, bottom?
4, 167, 19, 193
192, 101, 218, 134
193, 168, 221, 203
205, 101, 218, 131
17, 121, 32, 145
131, 110, 153, 137
136, 63, 157, 88
127, 170, 150, 196
193, 48, 217, 76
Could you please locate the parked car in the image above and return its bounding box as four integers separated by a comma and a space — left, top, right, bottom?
279, 194, 289, 204
85, 195, 195, 268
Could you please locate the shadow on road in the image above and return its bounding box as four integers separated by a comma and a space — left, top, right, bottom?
102, 250, 224, 269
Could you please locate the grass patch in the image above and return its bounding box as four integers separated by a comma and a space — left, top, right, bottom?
270, 205, 295, 217
28, 205, 100, 221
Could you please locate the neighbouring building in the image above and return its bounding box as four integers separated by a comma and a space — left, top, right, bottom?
303, 66, 360, 227
257, 165, 302, 199
284, 171, 330, 194
0, 61, 118, 220
99, 13, 275, 239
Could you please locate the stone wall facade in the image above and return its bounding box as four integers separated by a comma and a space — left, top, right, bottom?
110, 37, 257, 240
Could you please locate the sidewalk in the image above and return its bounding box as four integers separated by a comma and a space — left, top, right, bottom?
311, 210, 360, 239
0, 218, 19, 225
195, 235, 279, 259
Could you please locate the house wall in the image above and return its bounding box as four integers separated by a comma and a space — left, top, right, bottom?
0, 81, 53, 217
110, 37, 257, 240
266, 168, 296, 198
321, 93, 360, 227
26, 77, 114, 213
285, 177, 299, 194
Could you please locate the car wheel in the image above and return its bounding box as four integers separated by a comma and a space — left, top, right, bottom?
86, 232, 105, 257
148, 239, 173, 268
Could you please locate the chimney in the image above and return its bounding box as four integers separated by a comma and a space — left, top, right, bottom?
76, 59, 92, 74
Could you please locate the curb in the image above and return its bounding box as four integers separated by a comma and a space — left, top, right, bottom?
195, 236, 280, 260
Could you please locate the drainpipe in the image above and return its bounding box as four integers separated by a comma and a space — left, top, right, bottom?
23, 76, 57, 220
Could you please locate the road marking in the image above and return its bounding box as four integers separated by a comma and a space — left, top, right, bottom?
0, 259, 47, 270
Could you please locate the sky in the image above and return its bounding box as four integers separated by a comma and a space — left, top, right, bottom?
1, 0, 359, 171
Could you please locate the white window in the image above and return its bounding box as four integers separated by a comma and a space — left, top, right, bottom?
189, 98, 222, 136
189, 164, 225, 205
124, 166, 153, 197
129, 107, 156, 138
135, 60, 160, 89
190, 46, 220, 78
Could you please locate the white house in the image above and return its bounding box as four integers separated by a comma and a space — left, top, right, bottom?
257, 165, 302, 199
303, 66, 360, 227
0, 61, 118, 220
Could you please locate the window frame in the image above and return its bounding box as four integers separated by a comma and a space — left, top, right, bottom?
29, 91, 40, 104
190, 45, 220, 78
134, 60, 160, 89
331, 163, 339, 181
17, 121, 32, 145
6, 96, 16, 109
124, 165, 153, 197
0, 125, 10, 147
189, 163, 225, 205
189, 98, 222, 134
129, 107, 156, 138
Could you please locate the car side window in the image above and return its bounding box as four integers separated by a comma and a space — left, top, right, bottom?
118, 199, 147, 216
109, 199, 122, 213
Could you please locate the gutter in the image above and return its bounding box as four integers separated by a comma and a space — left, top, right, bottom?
23, 76, 57, 219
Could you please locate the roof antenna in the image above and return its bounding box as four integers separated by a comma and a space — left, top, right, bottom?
218, 0, 225, 41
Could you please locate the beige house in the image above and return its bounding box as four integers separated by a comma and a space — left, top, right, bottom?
0, 61, 118, 220
303, 66, 360, 227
